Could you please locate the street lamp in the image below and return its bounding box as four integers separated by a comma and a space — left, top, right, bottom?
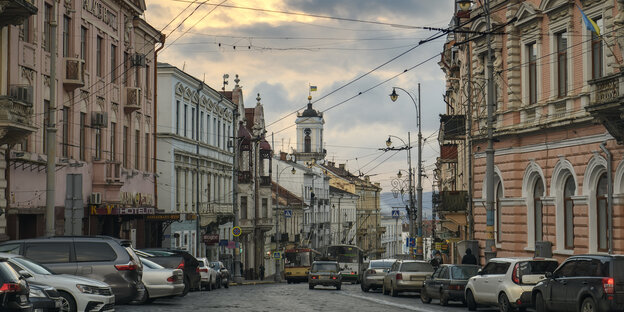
388, 85, 423, 260
275, 164, 295, 282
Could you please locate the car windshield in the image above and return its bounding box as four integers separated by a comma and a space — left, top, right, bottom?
12, 257, 54, 275
370, 261, 394, 269
211, 262, 222, 269
520, 261, 558, 275
140, 257, 164, 269
450, 266, 479, 280
401, 262, 434, 272
311, 263, 339, 272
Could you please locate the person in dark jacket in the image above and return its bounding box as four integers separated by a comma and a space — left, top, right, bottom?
461, 248, 478, 265
430, 250, 443, 269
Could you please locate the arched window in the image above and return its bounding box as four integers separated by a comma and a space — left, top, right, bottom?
304, 128, 311, 153
597, 173, 608, 251
534, 179, 544, 243
495, 181, 503, 243
564, 176, 575, 249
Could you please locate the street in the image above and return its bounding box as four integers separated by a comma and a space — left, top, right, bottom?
116, 283, 503, 312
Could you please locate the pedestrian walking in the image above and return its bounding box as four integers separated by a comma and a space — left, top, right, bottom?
461, 248, 478, 265
259, 265, 265, 280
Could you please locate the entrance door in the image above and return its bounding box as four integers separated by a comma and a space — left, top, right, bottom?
64, 174, 83, 235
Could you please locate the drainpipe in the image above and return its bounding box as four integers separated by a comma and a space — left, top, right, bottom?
599, 143, 613, 255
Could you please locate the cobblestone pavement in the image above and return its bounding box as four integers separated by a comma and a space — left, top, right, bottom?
115, 282, 503, 312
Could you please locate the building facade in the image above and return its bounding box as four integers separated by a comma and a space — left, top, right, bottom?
156, 63, 236, 259
439, 0, 624, 262
5, 0, 162, 246
329, 186, 357, 246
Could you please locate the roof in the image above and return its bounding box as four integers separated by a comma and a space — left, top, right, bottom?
301, 103, 320, 118
329, 186, 357, 196
272, 182, 307, 207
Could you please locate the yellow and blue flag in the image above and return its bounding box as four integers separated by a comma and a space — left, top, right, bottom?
310, 85, 317, 92
577, 5, 600, 36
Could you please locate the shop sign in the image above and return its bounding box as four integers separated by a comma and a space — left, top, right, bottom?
203, 234, 219, 245
120, 192, 154, 207
218, 240, 228, 247
90, 205, 155, 215
146, 214, 180, 221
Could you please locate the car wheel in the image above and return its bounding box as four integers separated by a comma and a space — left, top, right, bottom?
581, 297, 596, 312
208, 277, 213, 291
535, 292, 547, 312
420, 288, 432, 304
361, 283, 369, 292
466, 289, 477, 311
216, 276, 221, 288
224, 277, 229, 288
382, 283, 388, 295
498, 292, 512, 312
58, 291, 77, 312
440, 290, 449, 306
390, 283, 398, 297
309, 284, 314, 290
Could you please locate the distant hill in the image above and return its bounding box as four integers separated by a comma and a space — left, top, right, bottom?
380, 191, 433, 220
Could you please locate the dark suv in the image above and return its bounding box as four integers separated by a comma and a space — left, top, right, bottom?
532, 254, 624, 312
0, 236, 143, 304
0, 258, 32, 311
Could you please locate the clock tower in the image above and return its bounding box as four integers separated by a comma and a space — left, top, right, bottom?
294, 96, 325, 163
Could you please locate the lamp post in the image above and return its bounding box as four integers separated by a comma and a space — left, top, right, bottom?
275, 164, 296, 282
457, 0, 496, 260
389, 85, 423, 259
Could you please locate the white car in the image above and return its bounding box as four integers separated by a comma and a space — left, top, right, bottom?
2, 253, 115, 312
465, 257, 558, 312
197, 258, 218, 290
139, 257, 185, 302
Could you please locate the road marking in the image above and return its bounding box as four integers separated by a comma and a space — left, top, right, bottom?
340, 292, 439, 312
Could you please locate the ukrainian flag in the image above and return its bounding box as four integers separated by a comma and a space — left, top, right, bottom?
310, 85, 317, 92
577, 5, 600, 36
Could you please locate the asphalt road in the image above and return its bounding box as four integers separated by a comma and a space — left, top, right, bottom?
116, 282, 504, 312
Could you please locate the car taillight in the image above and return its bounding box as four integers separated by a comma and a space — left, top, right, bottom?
512, 263, 520, 285
603, 277, 615, 295
177, 262, 184, 270
332, 276, 337, 280
311, 276, 318, 280
199, 268, 208, 273
0, 283, 20, 293
396, 273, 402, 280
115, 262, 138, 271
196, 267, 200, 273
449, 285, 464, 291
167, 276, 175, 283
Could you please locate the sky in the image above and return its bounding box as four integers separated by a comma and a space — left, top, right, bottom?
145, 0, 455, 193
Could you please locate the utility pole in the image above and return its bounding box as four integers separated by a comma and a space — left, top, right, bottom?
273, 133, 280, 282
46, 0, 58, 237
416, 83, 423, 260
484, 0, 497, 261
232, 108, 242, 283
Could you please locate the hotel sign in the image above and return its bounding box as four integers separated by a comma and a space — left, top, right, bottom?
90, 205, 155, 215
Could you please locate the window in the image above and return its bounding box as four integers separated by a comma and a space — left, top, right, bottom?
110, 122, 116, 161
80, 27, 87, 64
262, 198, 268, 218
146, 64, 150, 94
495, 180, 503, 243
175, 169, 181, 211
564, 176, 575, 249
241, 196, 248, 219
191, 107, 195, 140
597, 173, 608, 251
79, 112, 86, 161
145, 133, 150, 171
591, 18, 603, 79
223, 123, 226, 149
110, 44, 117, 83
206, 115, 210, 144
62, 107, 69, 157
305, 134, 311, 153
184, 105, 188, 137
556, 32, 568, 98
44, 4, 52, 52
22, 16, 31, 43
24, 243, 70, 264
534, 179, 544, 243
123, 126, 128, 167
74, 242, 116, 262
96, 36, 103, 77
213, 117, 216, 145
200, 112, 204, 142
63, 15, 70, 57
554, 260, 576, 278
135, 130, 140, 169
135, 62, 140, 87
217, 120, 221, 148
95, 128, 102, 160
176, 100, 180, 135
527, 43, 537, 104
123, 52, 129, 86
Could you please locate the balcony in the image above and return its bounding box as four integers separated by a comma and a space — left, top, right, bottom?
0, 0, 37, 27
123, 87, 142, 114
0, 85, 35, 145
437, 190, 468, 213
587, 72, 624, 144
63, 58, 85, 91
439, 114, 465, 141
238, 171, 252, 184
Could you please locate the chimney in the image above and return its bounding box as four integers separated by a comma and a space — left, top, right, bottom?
339, 163, 345, 170
280, 152, 287, 161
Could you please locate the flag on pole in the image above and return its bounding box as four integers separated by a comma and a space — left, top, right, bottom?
577, 5, 600, 36
309, 85, 317, 92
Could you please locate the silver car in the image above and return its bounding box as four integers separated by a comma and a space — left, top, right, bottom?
139, 257, 185, 302
361, 259, 395, 292
383, 260, 434, 297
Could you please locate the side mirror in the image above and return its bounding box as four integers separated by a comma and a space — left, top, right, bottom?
477, 269, 483, 275
545, 271, 553, 278
18, 270, 32, 279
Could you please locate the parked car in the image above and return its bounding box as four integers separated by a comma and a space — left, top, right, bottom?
465, 257, 558, 312
1, 252, 115, 312
197, 258, 218, 291
308, 261, 342, 290
210, 261, 230, 288
0, 258, 32, 311
28, 283, 60, 312
139, 257, 185, 303
532, 254, 624, 312
382, 260, 434, 297
421, 264, 480, 306
360, 259, 395, 292
137, 249, 200, 295
0, 236, 143, 304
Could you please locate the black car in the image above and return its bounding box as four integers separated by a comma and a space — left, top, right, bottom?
28, 283, 60, 312
421, 264, 480, 306
210, 261, 230, 288
138, 249, 200, 295
0, 258, 32, 311
532, 254, 624, 312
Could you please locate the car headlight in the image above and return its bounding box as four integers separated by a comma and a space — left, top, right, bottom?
29, 288, 46, 298
76, 284, 103, 295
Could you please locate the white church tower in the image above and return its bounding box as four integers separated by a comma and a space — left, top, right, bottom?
293, 96, 326, 162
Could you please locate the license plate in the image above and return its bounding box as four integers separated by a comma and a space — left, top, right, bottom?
410, 276, 421, 281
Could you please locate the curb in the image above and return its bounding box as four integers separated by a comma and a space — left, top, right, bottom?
230, 280, 279, 286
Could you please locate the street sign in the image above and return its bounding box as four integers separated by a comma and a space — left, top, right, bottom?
273, 252, 281, 259
405, 237, 415, 247
391, 210, 400, 218
284, 209, 292, 218
232, 226, 242, 237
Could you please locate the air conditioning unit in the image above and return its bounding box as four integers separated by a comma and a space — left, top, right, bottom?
131, 53, 146, 67
124, 87, 141, 113
9, 85, 33, 106
91, 112, 108, 128
63, 58, 85, 90
90, 192, 102, 205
